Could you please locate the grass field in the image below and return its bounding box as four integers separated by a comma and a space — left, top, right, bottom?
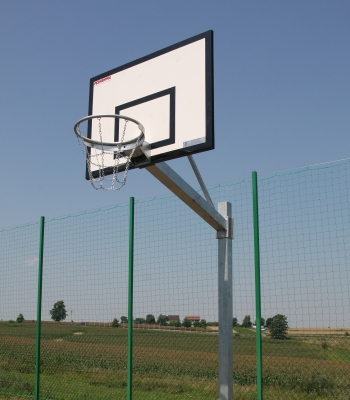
1, 322, 350, 399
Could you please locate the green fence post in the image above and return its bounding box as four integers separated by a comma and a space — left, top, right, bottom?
35, 216, 45, 400
252, 172, 263, 400
127, 198, 135, 400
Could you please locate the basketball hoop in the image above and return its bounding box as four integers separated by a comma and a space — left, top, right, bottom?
73, 114, 147, 190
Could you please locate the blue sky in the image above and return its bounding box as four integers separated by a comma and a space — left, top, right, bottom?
1, 1, 349, 228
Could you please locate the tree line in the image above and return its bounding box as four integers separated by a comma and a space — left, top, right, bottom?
13, 301, 288, 339
112, 314, 207, 329
233, 314, 289, 339
13, 301, 207, 329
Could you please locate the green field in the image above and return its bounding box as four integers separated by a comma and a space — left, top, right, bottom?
1, 322, 350, 399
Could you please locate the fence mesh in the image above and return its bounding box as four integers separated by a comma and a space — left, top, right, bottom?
132, 193, 219, 399
0, 222, 39, 398
39, 205, 130, 400
0, 160, 349, 399
258, 162, 350, 399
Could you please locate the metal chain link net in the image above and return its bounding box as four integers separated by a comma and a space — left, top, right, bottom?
0, 160, 350, 399
76, 117, 140, 191
258, 162, 350, 399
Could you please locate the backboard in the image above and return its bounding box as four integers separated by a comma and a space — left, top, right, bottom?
86, 30, 214, 177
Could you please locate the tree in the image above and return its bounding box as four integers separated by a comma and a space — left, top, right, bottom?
232, 317, 238, 327
241, 315, 252, 328
50, 301, 67, 322
266, 317, 273, 329
134, 318, 146, 324
193, 320, 200, 328
200, 319, 207, 329
146, 314, 155, 324
255, 318, 265, 326
168, 319, 181, 327
156, 314, 167, 326
182, 318, 191, 328
121, 316, 128, 324
16, 314, 24, 323
270, 314, 289, 339
112, 318, 119, 328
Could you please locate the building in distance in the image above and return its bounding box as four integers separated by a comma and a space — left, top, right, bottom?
185, 316, 200, 323
165, 315, 180, 322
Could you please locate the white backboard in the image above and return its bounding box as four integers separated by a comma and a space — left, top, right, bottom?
87, 30, 214, 176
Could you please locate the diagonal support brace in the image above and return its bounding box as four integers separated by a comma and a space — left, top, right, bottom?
146, 162, 229, 233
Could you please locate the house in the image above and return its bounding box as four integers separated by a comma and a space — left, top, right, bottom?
185, 316, 200, 323
165, 315, 180, 322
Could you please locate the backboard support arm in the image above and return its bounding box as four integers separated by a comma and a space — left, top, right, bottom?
145, 162, 229, 233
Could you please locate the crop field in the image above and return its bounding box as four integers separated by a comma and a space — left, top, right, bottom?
0, 322, 350, 399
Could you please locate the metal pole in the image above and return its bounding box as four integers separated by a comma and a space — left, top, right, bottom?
146, 161, 233, 397
35, 216, 45, 400
127, 197, 135, 400
218, 202, 233, 400
252, 172, 263, 400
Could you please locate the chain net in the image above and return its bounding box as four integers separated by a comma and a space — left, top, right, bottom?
76, 117, 140, 191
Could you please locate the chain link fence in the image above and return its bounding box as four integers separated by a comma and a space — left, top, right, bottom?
258, 162, 350, 399
0, 222, 39, 398
0, 160, 349, 399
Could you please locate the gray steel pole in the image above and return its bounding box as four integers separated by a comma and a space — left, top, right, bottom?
218, 202, 233, 400
146, 162, 233, 398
